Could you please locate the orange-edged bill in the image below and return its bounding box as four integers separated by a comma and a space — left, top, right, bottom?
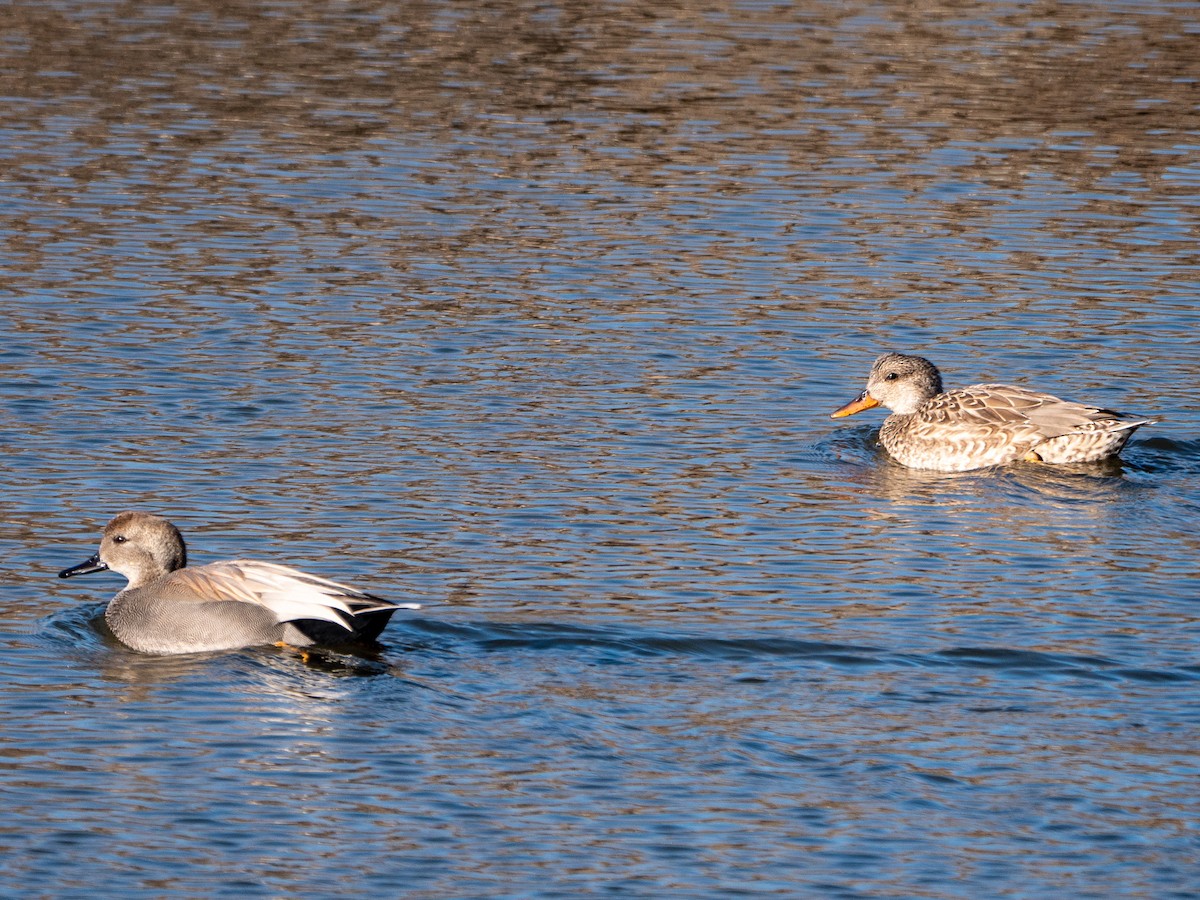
830, 391, 880, 419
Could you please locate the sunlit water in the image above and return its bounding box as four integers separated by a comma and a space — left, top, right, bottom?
2, 0, 1198, 896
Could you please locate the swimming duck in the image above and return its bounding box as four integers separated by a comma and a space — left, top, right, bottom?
831, 353, 1154, 472
59, 511, 419, 654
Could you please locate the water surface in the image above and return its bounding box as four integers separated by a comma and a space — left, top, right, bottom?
2, 0, 1198, 896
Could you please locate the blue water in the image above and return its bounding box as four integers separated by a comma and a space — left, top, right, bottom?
2, 0, 1198, 896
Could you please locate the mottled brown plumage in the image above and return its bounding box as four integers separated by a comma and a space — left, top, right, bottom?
832, 353, 1154, 472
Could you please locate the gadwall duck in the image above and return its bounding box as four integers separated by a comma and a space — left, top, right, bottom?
59, 511, 419, 654
831, 353, 1154, 472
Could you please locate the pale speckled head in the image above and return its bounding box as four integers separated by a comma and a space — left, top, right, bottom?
59, 511, 188, 588
831, 352, 944, 418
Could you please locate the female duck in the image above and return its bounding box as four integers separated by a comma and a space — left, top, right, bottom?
831, 353, 1153, 472
59, 511, 419, 654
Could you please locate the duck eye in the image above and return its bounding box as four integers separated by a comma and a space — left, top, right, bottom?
113, 535, 127, 544
884, 372, 899, 381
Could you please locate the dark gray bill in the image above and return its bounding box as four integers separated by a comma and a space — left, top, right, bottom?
58, 554, 108, 579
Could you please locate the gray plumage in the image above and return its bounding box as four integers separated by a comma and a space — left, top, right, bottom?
59, 512, 418, 654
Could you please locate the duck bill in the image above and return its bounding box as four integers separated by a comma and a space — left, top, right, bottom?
58, 554, 108, 579
830, 391, 880, 419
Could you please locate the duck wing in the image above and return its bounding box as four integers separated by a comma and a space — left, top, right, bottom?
911, 383, 1041, 430
165, 561, 418, 631
920, 384, 1143, 438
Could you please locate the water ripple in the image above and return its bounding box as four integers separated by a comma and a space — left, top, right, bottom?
3, 0, 1198, 896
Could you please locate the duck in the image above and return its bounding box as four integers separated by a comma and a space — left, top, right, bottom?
58, 511, 419, 654
830, 352, 1154, 472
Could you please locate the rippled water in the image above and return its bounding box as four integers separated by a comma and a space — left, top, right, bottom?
2, 0, 1198, 896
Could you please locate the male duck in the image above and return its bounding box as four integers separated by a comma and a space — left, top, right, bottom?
59, 511, 419, 654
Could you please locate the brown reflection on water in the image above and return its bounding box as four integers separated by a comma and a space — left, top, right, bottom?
0, 0, 1193, 339
1, 4, 1196, 897
1, 1, 1194, 176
